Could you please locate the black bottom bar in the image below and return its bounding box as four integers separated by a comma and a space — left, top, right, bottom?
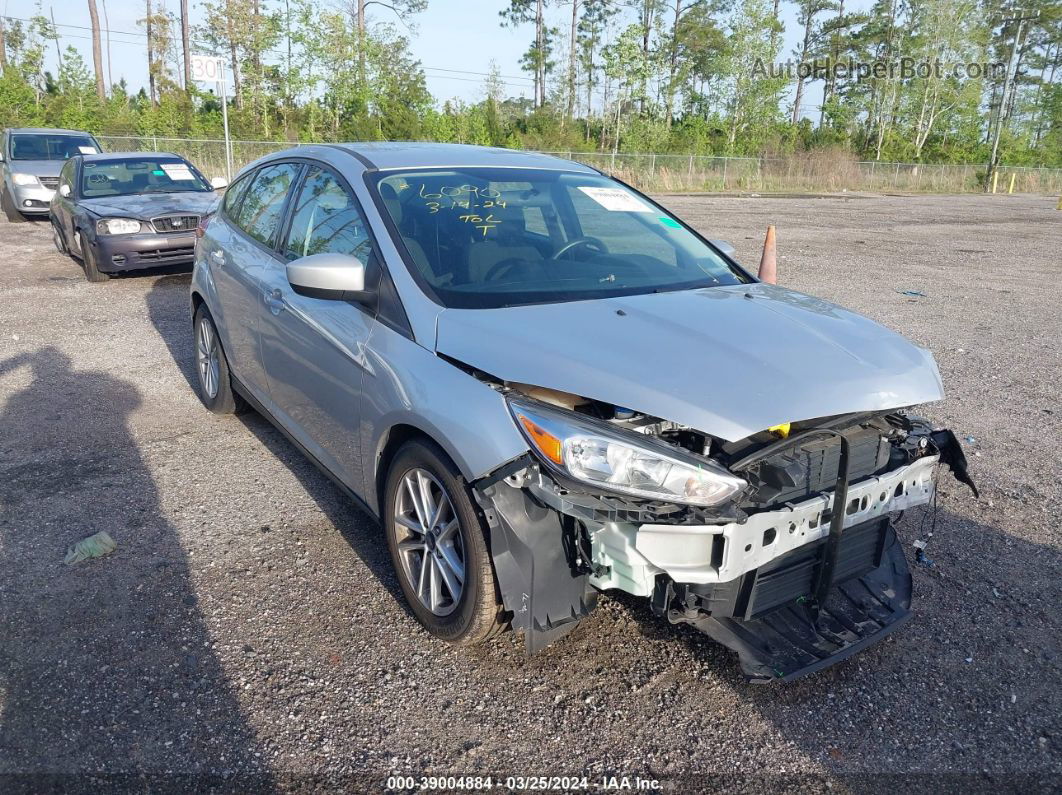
691, 521, 913, 683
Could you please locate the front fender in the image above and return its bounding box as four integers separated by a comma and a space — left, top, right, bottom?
360, 322, 529, 512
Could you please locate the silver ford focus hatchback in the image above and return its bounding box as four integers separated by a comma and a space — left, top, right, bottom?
190, 143, 975, 682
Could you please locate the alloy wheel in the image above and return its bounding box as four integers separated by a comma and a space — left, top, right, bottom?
392, 468, 465, 616
196, 317, 221, 399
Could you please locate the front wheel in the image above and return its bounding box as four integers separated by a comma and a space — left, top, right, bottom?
51, 220, 68, 254
193, 305, 245, 414
384, 439, 506, 644
2, 189, 25, 222
80, 236, 110, 282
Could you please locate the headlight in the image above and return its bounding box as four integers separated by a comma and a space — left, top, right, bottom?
11, 173, 40, 186
96, 218, 143, 235
508, 398, 746, 507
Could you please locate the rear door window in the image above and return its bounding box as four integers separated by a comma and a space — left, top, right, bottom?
222, 171, 254, 217
232, 163, 300, 247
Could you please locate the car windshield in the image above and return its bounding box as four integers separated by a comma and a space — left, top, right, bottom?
371, 167, 749, 309
10, 133, 99, 161
80, 157, 212, 198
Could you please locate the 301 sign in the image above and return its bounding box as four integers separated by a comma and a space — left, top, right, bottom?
190, 55, 225, 84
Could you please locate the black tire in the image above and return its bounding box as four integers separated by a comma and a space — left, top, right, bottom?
80, 237, 110, 282
2, 189, 25, 222
193, 304, 246, 414
51, 219, 68, 255
384, 439, 506, 645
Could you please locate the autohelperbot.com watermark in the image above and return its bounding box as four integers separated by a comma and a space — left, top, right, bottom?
753, 56, 1008, 81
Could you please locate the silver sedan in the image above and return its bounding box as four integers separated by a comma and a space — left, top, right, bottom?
189, 143, 975, 682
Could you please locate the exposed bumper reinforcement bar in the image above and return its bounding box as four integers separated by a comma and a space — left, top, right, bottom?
631, 454, 938, 586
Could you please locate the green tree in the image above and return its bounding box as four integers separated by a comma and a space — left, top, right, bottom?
791, 0, 835, 125
501, 0, 552, 107
47, 47, 101, 130
602, 24, 654, 153
720, 0, 785, 152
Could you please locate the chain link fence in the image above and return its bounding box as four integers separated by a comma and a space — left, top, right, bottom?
97, 135, 1062, 195
543, 151, 1062, 195
97, 135, 287, 178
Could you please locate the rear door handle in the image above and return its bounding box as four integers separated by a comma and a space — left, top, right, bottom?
265, 288, 286, 315
210, 249, 225, 265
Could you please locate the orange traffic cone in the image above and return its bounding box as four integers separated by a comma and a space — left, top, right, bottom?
758, 225, 777, 284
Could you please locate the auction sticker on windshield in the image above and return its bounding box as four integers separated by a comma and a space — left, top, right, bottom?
578, 186, 653, 212
160, 163, 195, 181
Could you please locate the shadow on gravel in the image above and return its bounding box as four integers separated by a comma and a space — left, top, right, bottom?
0, 346, 271, 788
145, 272, 196, 390
236, 413, 407, 611
142, 273, 406, 613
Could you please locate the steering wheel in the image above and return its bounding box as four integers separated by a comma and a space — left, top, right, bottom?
483, 257, 543, 283
551, 236, 609, 261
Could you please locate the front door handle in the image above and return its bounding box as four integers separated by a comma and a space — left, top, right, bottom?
265, 288, 286, 315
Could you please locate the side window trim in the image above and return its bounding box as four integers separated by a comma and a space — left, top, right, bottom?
278, 159, 412, 337
266, 162, 305, 251
71, 158, 83, 197
274, 163, 312, 257
58, 159, 72, 191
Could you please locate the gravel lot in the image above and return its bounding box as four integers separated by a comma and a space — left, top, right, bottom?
0, 193, 1059, 791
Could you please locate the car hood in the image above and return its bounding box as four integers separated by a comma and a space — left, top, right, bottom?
434, 283, 944, 442
79, 192, 218, 219
9, 159, 63, 178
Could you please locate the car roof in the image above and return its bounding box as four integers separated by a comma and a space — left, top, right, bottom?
329, 142, 597, 173
5, 127, 97, 136
79, 151, 186, 162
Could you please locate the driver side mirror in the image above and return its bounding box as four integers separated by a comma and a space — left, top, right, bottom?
210, 176, 229, 190
59, 184, 71, 198
287, 252, 373, 304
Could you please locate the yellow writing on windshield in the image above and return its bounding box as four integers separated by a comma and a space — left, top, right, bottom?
418, 183, 508, 218
418, 183, 502, 200
459, 213, 499, 236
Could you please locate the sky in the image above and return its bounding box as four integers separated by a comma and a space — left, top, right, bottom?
3, 0, 861, 123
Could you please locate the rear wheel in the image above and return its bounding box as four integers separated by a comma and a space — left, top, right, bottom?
2, 189, 25, 223
384, 440, 506, 644
193, 305, 245, 414
80, 236, 110, 282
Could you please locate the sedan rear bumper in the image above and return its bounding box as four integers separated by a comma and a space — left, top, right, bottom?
93, 231, 196, 272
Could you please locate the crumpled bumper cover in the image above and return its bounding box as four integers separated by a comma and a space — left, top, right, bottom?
473, 470, 597, 654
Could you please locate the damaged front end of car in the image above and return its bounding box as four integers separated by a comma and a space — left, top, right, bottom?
472, 386, 977, 682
